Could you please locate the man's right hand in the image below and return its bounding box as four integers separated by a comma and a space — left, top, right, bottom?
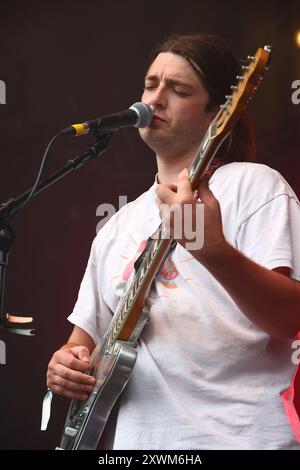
47, 345, 96, 400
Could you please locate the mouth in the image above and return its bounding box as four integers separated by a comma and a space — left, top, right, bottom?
152, 114, 167, 123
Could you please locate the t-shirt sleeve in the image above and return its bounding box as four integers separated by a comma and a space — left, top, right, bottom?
236, 194, 300, 281
67, 237, 113, 345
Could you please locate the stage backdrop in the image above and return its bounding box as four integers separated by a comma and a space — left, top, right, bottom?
0, 0, 299, 449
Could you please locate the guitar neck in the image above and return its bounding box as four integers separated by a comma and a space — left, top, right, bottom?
104, 234, 172, 349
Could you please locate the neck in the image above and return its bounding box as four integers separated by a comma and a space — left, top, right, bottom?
156, 151, 195, 185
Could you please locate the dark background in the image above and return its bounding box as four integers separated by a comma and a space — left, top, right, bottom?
0, 0, 299, 450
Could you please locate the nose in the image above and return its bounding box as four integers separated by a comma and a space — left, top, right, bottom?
142, 84, 167, 109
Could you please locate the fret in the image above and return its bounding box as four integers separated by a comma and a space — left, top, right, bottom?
103, 236, 163, 350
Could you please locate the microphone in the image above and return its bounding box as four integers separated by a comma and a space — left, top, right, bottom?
61, 102, 153, 136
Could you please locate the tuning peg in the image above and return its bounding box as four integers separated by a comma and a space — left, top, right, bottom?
247, 55, 255, 60
264, 45, 273, 69
236, 75, 245, 81
241, 65, 250, 71
231, 85, 238, 91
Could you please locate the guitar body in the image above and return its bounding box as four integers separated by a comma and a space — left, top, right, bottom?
58, 340, 137, 450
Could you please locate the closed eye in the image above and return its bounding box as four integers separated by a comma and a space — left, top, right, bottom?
143, 85, 157, 91
174, 90, 190, 96
144, 86, 189, 96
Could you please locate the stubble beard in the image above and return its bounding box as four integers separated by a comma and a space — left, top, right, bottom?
139, 126, 202, 161
139, 127, 171, 155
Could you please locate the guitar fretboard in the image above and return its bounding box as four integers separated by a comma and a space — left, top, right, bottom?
104, 229, 172, 353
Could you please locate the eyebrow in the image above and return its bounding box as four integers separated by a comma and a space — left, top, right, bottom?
144, 75, 194, 89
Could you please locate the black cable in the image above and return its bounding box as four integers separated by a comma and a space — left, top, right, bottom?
7, 131, 63, 220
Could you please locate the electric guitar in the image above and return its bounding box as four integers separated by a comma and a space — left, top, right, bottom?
57, 45, 272, 450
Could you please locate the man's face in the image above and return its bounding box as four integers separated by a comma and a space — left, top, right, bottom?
139, 52, 216, 157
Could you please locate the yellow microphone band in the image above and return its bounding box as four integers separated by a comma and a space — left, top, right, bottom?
71, 123, 87, 136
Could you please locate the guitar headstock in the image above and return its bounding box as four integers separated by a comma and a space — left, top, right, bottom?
214, 45, 272, 138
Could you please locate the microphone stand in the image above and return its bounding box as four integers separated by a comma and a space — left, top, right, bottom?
0, 132, 112, 336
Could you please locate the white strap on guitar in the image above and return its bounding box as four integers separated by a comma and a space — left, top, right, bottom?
40, 388, 53, 431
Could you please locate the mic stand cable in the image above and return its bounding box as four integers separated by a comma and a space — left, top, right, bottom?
0, 132, 112, 336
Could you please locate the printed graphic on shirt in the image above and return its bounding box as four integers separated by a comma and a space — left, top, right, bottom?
156, 257, 179, 288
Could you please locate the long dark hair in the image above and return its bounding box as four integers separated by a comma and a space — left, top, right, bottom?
146, 33, 256, 163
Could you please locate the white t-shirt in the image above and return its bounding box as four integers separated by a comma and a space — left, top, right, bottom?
68, 162, 300, 450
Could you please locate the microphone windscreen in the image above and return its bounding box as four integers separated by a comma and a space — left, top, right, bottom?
130, 102, 153, 128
